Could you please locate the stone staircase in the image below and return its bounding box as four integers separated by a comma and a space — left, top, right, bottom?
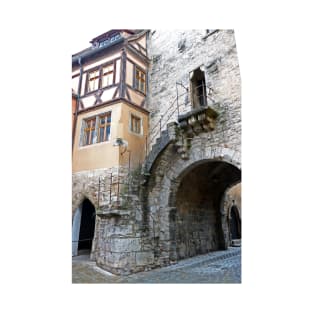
143, 128, 172, 174
143, 105, 219, 175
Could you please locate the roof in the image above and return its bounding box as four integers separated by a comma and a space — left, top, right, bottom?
90, 29, 135, 44
72, 29, 148, 67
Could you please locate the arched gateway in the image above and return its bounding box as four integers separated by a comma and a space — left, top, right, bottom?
72, 198, 96, 257
144, 135, 241, 265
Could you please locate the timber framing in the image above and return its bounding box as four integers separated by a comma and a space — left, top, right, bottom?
81, 83, 119, 99
77, 97, 150, 116
82, 57, 120, 75
126, 83, 146, 97
126, 45, 150, 65
72, 42, 123, 70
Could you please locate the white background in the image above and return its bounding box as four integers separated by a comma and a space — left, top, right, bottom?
1, 0, 312, 312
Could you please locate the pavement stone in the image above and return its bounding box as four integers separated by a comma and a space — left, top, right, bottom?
72, 247, 241, 284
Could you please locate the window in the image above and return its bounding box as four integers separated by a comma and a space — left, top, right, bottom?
84, 118, 97, 145
98, 112, 111, 142
82, 112, 111, 146
85, 63, 115, 94
130, 114, 142, 134
135, 67, 146, 94
190, 67, 207, 108
87, 70, 100, 93
101, 65, 114, 88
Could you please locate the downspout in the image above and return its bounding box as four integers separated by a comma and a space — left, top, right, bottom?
72, 57, 83, 152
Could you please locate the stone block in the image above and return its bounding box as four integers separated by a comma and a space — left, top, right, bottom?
135, 251, 154, 266
105, 252, 136, 268
110, 237, 141, 253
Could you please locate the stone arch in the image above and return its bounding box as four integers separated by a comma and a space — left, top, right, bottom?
229, 204, 241, 240
146, 144, 241, 265
72, 196, 97, 257
72, 191, 97, 219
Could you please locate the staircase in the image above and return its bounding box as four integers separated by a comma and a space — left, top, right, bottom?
143, 128, 172, 174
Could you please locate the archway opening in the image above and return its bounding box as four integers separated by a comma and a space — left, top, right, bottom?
224, 182, 241, 241
78, 199, 96, 253
230, 205, 241, 239
171, 160, 241, 261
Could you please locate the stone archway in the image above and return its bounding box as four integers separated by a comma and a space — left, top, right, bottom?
72, 198, 96, 257
230, 205, 241, 240
167, 160, 241, 261
146, 143, 241, 266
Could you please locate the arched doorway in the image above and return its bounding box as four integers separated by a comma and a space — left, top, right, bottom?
168, 160, 241, 261
230, 204, 241, 240
72, 198, 96, 256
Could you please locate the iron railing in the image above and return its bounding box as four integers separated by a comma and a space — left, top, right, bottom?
97, 172, 129, 209
145, 82, 215, 155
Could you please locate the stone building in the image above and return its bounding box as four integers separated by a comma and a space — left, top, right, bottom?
72, 29, 241, 275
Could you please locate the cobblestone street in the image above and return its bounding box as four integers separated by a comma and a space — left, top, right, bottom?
72, 247, 241, 283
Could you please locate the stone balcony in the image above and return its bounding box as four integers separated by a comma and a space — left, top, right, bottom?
178, 105, 218, 135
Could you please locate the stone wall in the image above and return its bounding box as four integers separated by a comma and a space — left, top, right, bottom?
72, 165, 159, 274
143, 30, 241, 266
144, 140, 241, 266
146, 29, 241, 153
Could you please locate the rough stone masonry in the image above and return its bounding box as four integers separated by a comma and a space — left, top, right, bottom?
72, 29, 241, 275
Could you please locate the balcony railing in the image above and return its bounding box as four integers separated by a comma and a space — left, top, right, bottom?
145, 82, 216, 155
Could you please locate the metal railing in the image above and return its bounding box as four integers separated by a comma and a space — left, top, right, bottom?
145, 82, 215, 154
97, 172, 129, 209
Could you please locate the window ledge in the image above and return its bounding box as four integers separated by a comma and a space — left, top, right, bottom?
78, 140, 111, 150
129, 130, 143, 137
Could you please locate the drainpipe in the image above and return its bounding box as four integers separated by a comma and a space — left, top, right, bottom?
72, 57, 83, 152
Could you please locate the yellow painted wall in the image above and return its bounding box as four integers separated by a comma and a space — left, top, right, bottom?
72, 103, 122, 172
119, 103, 149, 168
127, 88, 144, 105
73, 101, 149, 172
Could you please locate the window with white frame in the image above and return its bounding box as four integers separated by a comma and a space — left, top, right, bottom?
85, 63, 114, 94
81, 112, 111, 146
101, 64, 114, 88
134, 67, 146, 94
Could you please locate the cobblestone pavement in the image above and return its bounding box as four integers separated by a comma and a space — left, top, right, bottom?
72, 247, 241, 284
